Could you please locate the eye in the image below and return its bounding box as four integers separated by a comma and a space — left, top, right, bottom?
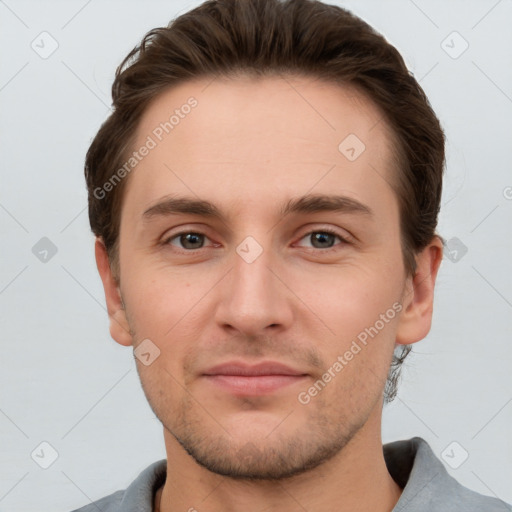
163, 231, 212, 251
161, 228, 351, 253
295, 229, 350, 251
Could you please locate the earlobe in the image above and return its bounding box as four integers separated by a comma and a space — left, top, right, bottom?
94, 237, 133, 347
395, 237, 444, 345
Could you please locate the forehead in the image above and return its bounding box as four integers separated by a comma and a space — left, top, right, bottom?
122, 75, 399, 223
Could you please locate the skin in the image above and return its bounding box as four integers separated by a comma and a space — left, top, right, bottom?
95, 74, 443, 512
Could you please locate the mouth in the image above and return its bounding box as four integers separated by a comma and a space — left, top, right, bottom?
202, 361, 309, 396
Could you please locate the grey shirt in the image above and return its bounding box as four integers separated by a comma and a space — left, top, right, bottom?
71, 437, 511, 511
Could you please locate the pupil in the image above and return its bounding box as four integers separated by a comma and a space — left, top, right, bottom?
182, 233, 202, 249
313, 232, 333, 248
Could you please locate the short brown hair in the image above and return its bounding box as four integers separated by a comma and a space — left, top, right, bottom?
85, 0, 446, 403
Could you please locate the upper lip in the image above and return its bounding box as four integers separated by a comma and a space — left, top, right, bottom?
203, 361, 307, 377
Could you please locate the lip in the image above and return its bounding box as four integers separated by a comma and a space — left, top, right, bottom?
202, 361, 308, 396
204, 361, 306, 377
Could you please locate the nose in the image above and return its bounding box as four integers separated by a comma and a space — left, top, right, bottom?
215, 237, 293, 338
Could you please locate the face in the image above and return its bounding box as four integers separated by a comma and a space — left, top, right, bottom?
101, 75, 434, 480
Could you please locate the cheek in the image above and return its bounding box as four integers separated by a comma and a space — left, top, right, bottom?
288, 259, 402, 338
288, 259, 403, 395
122, 260, 215, 344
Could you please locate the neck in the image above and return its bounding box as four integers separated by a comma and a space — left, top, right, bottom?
154, 406, 402, 512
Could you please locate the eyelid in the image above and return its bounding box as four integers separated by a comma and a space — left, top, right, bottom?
295, 220, 355, 239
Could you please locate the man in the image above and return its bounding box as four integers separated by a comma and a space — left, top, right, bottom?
73, 0, 511, 510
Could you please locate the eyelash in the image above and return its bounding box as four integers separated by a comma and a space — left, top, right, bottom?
161, 228, 351, 254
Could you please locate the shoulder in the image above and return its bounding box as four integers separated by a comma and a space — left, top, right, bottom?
385, 437, 512, 511
425, 473, 512, 511
68, 459, 167, 512
70, 490, 124, 512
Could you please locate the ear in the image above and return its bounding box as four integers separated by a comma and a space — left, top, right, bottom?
94, 237, 132, 347
395, 236, 444, 345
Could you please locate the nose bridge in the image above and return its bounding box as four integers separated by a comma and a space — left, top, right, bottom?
216, 232, 289, 335
233, 233, 277, 306
234, 235, 273, 286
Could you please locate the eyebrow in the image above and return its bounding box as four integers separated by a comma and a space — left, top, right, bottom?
142, 193, 374, 222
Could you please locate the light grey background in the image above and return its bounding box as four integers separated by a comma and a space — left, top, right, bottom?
1, 0, 511, 511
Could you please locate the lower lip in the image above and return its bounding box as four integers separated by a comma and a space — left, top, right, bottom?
203, 375, 308, 395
